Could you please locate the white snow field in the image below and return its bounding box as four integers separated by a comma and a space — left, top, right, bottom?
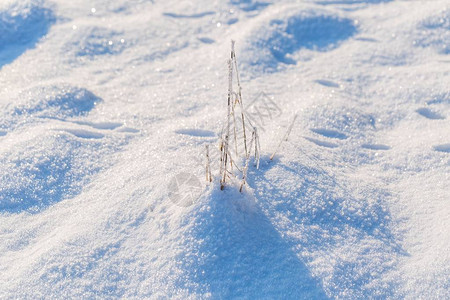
0, 0, 449, 298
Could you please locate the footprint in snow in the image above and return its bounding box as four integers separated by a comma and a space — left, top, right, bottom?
163, 11, 215, 19
197, 37, 215, 44
361, 143, 391, 151
175, 128, 216, 137
416, 107, 445, 120
354, 37, 379, 42
304, 137, 339, 148
315, 79, 340, 88
310, 128, 348, 140
53, 120, 139, 140
61, 129, 105, 140
116, 127, 140, 133
433, 144, 450, 153
72, 120, 123, 130
246, 11, 357, 71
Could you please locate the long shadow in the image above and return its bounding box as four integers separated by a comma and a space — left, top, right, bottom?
244, 156, 407, 297
179, 186, 329, 299
0, 3, 55, 68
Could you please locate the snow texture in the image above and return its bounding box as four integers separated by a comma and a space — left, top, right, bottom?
0, 0, 449, 299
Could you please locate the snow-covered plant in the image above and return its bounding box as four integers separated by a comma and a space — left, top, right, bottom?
208, 41, 260, 191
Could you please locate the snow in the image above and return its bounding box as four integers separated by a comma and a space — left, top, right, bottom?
0, 0, 449, 298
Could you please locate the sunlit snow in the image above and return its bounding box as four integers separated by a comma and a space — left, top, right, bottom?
0, 0, 449, 298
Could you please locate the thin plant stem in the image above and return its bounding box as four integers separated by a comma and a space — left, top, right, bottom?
205, 144, 212, 182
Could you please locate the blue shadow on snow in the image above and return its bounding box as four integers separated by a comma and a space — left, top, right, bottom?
179, 185, 329, 299
0, 3, 55, 68
242, 156, 407, 298
250, 13, 358, 71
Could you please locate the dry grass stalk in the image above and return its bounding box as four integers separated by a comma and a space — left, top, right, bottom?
213, 41, 263, 191
220, 59, 233, 190
231, 41, 248, 158
205, 145, 212, 182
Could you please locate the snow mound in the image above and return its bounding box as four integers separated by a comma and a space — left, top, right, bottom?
0, 85, 101, 131
0, 85, 135, 214
244, 156, 402, 298
243, 8, 357, 72
179, 185, 328, 298
13, 85, 101, 119
0, 0, 54, 67
0, 130, 107, 213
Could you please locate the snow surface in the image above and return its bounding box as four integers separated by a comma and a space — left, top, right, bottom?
0, 0, 449, 298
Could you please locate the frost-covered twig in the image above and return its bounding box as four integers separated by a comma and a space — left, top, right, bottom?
205, 144, 212, 182
231, 40, 248, 158
217, 41, 263, 191
220, 59, 233, 190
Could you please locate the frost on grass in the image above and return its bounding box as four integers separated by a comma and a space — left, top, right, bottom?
212, 41, 261, 191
